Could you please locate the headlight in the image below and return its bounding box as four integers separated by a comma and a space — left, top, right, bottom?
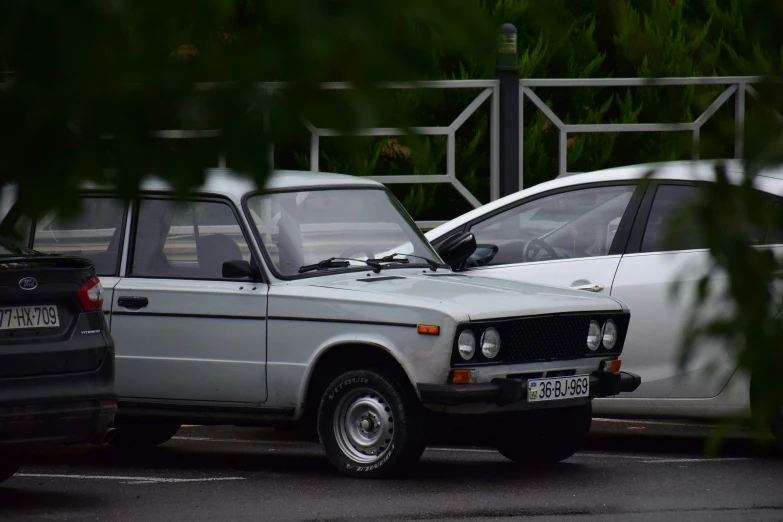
480, 327, 501, 359
602, 319, 618, 349
457, 330, 476, 360
587, 320, 601, 351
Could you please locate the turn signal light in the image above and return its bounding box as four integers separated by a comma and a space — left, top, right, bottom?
417, 324, 440, 335
451, 369, 472, 384
602, 359, 622, 373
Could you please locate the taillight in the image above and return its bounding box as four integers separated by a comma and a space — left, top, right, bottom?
77, 276, 104, 311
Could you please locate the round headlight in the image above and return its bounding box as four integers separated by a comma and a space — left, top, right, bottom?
480, 327, 501, 359
602, 319, 618, 350
457, 330, 476, 360
587, 321, 601, 351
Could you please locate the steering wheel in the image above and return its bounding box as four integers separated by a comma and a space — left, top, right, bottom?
337, 246, 376, 260
522, 238, 560, 262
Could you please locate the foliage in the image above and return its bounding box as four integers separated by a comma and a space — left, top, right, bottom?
0, 0, 495, 221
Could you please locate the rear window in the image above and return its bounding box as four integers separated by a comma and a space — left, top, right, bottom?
32, 198, 127, 275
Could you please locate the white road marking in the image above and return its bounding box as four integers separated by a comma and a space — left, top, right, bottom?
427, 446, 496, 454
641, 457, 751, 464
173, 436, 751, 464
174, 436, 312, 446
16, 473, 244, 485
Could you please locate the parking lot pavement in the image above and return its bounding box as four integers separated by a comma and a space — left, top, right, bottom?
1, 421, 781, 522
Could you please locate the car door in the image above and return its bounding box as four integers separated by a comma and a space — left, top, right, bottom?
111, 196, 268, 404
27, 196, 129, 318
609, 182, 763, 399
457, 182, 645, 295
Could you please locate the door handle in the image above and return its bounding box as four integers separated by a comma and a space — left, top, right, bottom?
117, 296, 149, 309
572, 284, 605, 293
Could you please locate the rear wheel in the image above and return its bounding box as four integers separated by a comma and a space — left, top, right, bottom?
749, 376, 783, 450
771, 404, 783, 448
110, 417, 182, 449
494, 403, 592, 464
0, 454, 22, 484
317, 369, 426, 478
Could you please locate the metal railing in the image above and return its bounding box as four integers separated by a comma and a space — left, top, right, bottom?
520, 76, 782, 179
154, 80, 500, 230
295, 80, 499, 230
138, 76, 783, 228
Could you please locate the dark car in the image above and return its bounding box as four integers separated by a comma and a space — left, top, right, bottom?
0, 236, 116, 484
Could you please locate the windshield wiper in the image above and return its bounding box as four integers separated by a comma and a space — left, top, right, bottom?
299, 257, 382, 274
368, 253, 441, 271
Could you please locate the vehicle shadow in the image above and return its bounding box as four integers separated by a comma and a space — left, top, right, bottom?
18, 443, 595, 487
585, 433, 782, 459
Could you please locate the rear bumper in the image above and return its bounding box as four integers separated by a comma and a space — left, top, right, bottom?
0, 400, 116, 449
418, 370, 641, 407
0, 330, 117, 450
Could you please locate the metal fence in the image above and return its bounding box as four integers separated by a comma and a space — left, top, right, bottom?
295, 80, 500, 231
158, 76, 780, 228
520, 76, 781, 178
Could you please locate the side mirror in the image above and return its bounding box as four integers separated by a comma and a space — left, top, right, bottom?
222, 259, 259, 279
470, 243, 499, 267
436, 231, 477, 270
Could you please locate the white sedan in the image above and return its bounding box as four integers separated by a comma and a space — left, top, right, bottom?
426, 160, 783, 440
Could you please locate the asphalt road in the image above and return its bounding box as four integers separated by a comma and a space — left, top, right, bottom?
1, 419, 781, 522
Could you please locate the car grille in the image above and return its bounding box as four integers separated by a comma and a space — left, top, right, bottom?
452, 312, 629, 366
501, 315, 593, 363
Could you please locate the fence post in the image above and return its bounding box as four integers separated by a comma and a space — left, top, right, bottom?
497, 23, 520, 198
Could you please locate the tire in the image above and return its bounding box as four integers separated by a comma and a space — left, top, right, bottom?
772, 406, 783, 449
494, 402, 592, 464
749, 376, 783, 450
110, 417, 182, 450
317, 369, 426, 478
0, 454, 22, 484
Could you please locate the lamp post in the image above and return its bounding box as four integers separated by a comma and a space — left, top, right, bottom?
497, 23, 520, 198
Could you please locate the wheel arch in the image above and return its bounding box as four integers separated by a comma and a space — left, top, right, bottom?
300, 341, 417, 429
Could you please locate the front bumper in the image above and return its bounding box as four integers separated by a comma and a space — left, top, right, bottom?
418, 370, 641, 407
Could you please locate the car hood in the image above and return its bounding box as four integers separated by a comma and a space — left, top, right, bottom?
313, 271, 625, 321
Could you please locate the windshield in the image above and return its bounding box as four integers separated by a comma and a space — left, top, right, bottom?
245, 188, 441, 277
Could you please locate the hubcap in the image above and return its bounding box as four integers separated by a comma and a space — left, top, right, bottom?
334, 388, 394, 464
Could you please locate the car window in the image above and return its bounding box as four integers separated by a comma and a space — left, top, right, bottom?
467, 185, 636, 266
32, 198, 127, 276
641, 184, 764, 253
0, 185, 16, 223
131, 199, 252, 280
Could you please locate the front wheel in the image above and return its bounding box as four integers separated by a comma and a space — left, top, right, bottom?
110, 417, 182, 450
0, 454, 23, 484
494, 403, 592, 464
317, 369, 426, 478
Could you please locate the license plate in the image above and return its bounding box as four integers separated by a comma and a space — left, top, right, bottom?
0, 305, 60, 330
528, 375, 589, 402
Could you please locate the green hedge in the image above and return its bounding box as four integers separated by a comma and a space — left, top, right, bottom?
273, 0, 783, 222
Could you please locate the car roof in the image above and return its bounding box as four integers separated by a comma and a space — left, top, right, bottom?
83, 169, 383, 204
425, 159, 783, 239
